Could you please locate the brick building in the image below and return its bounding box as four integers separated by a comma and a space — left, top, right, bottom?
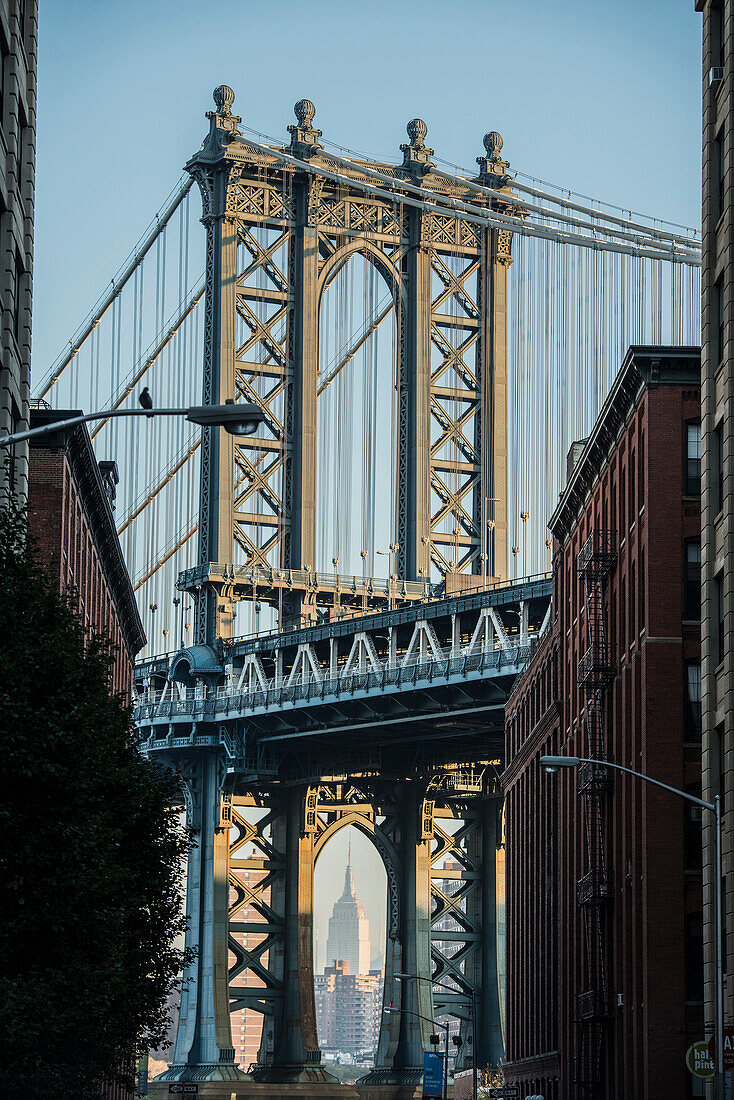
503, 346, 702, 1099
27, 409, 145, 696
0, 0, 37, 501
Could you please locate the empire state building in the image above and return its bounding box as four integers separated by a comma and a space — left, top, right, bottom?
324, 849, 371, 975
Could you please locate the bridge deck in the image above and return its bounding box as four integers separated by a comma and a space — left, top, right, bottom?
135, 576, 551, 771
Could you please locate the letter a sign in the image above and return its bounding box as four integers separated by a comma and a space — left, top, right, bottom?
707, 1027, 734, 1070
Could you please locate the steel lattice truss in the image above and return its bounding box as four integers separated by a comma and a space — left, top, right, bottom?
185, 91, 521, 638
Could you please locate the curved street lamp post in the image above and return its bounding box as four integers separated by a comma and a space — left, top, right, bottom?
384, 1005, 450, 1100
0, 400, 264, 448
395, 972, 478, 1100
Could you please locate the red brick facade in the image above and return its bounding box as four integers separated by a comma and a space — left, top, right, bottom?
503, 347, 702, 1099
27, 412, 145, 697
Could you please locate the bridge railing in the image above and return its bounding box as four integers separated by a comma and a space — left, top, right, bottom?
135, 637, 538, 723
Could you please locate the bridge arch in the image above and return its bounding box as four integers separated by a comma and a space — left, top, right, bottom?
315, 243, 400, 577
314, 809, 401, 942
317, 237, 401, 303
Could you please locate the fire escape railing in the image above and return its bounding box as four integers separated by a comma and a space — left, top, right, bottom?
574, 529, 616, 1097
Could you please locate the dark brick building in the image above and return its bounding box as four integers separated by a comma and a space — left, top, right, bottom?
503, 347, 702, 1099
27, 409, 145, 697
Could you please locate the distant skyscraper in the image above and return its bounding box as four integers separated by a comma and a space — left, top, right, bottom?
324, 847, 371, 975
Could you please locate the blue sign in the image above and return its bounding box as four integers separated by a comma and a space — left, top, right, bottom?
422, 1050, 444, 1097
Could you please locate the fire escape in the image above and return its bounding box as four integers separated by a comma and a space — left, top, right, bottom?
575, 530, 616, 1097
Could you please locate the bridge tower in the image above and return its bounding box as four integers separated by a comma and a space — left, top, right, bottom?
151, 88, 523, 1096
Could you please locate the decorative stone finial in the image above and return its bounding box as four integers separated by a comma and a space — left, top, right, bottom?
213, 85, 236, 116
294, 99, 316, 128
399, 118, 434, 178
483, 131, 503, 160
476, 129, 510, 183
288, 98, 322, 158
199, 85, 242, 157
406, 118, 428, 148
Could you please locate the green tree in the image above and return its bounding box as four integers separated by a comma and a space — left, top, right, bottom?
0, 505, 190, 1098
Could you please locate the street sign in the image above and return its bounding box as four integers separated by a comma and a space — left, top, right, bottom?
708, 1027, 734, 1070
488, 1088, 520, 1098
168, 1086, 198, 1095
422, 1050, 444, 1098
686, 1041, 715, 1079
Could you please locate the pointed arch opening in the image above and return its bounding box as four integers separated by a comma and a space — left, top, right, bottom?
316, 247, 399, 581
313, 823, 387, 1073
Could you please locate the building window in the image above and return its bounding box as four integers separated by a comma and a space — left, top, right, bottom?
0, 36, 5, 129
13, 249, 23, 344
686, 421, 702, 495
629, 451, 636, 523
715, 131, 725, 221
714, 423, 724, 514
716, 574, 725, 664
620, 576, 626, 647
17, 0, 26, 45
685, 912, 704, 1001
620, 468, 626, 532
638, 429, 644, 509
630, 561, 636, 642
639, 548, 645, 631
684, 540, 701, 620
684, 789, 703, 871
685, 662, 702, 745
716, 277, 725, 366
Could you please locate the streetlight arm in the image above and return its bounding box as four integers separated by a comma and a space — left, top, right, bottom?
540, 755, 715, 813
1, 402, 264, 448
396, 973, 465, 998
0, 407, 191, 447
384, 1006, 449, 1033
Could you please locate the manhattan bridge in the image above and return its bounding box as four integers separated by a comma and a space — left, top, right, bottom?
36, 88, 701, 1097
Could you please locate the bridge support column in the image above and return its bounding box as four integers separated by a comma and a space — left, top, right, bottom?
475, 794, 504, 1068
398, 211, 432, 584
156, 752, 247, 1083
251, 785, 337, 1086
359, 782, 432, 1097
283, 177, 320, 628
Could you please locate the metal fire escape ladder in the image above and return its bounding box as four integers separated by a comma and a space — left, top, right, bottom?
575, 530, 616, 1097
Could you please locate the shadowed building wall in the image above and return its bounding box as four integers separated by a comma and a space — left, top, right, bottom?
504, 346, 702, 1100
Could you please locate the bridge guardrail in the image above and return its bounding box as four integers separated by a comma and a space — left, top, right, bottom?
135, 641, 535, 725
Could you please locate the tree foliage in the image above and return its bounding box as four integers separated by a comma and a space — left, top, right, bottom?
0, 505, 190, 1098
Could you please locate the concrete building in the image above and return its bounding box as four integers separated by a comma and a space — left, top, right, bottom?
27, 409, 145, 696
323, 851, 371, 977
503, 347, 702, 1099
696, 1, 734, 1083
314, 961, 382, 1057
0, 0, 37, 500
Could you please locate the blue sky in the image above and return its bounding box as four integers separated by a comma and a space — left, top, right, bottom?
32, 0, 703, 939
33, 0, 702, 379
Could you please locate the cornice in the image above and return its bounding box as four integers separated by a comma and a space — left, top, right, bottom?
502, 699, 561, 789
30, 412, 146, 658
549, 345, 700, 544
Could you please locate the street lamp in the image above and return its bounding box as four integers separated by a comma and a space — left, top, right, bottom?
395, 973, 477, 1100
0, 399, 264, 448
540, 753, 724, 1096
384, 1005, 450, 1100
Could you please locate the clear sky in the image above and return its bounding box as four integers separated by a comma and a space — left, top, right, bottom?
33, 0, 702, 379
32, 1, 703, 943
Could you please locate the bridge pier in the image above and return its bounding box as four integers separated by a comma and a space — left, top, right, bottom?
249, 785, 337, 1086
155, 751, 249, 1083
